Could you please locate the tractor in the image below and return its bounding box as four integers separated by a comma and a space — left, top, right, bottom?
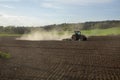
63, 31, 87, 41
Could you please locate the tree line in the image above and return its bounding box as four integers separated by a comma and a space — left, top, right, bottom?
0, 26, 31, 34
0, 20, 120, 34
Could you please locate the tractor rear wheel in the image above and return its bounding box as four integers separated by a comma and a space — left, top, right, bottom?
79, 35, 87, 41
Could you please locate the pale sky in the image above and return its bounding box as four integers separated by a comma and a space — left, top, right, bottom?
0, 0, 120, 26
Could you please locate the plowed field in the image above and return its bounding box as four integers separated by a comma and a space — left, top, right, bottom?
0, 36, 120, 80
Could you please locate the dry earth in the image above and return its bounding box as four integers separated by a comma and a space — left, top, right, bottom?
0, 36, 120, 80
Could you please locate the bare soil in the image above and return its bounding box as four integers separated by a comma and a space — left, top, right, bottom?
0, 36, 120, 80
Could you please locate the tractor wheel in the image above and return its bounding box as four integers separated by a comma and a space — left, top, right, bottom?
71, 35, 76, 41
80, 35, 87, 41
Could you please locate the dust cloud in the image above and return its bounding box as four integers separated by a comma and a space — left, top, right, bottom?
18, 29, 71, 41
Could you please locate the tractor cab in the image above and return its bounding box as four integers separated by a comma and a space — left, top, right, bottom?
74, 31, 81, 35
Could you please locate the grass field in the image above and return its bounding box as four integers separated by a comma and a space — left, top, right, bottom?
59, 27, 120, 37
0, 33, 21, 37
81, 27, 120, 36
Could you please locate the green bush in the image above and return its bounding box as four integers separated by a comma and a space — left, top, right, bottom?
0, 51, 11, 59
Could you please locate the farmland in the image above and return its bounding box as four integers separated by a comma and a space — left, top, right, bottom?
0, 35, 120, 80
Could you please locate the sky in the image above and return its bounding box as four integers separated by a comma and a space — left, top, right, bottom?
0, 0, 120, 26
